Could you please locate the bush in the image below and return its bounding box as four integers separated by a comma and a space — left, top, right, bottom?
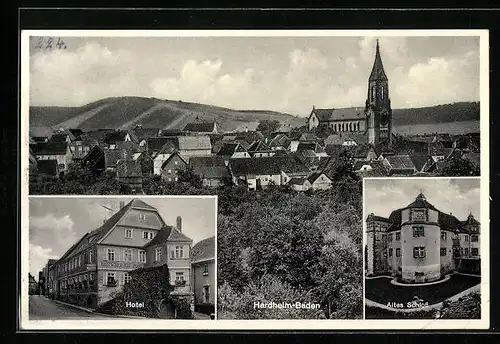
172, 297, 193, 319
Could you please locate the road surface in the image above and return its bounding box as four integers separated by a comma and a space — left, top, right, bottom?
29, 295, 114, 320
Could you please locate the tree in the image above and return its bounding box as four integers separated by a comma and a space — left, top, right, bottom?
256, 120, 281, 137
437, 155, 480, 176
177, 167, 203, 188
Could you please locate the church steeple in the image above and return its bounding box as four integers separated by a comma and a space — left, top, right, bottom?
369, 39, 388, 82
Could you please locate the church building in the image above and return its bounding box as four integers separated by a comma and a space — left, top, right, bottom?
307, 40, 393, 146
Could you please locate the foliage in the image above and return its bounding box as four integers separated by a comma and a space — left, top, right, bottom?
177, 167, 203, 188
96, 264, 174, 318
171, 297, 193, 319
437, 155, 480, 176
256, 120, 281, 137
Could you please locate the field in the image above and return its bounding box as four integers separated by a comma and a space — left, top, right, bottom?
394, 120, 480, 136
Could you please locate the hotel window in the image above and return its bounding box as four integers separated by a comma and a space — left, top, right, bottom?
203, 264, 209, 276
396, 248, 401, 257
106, 272, 116, 285
139, 214, 146, 220
441, 231, 447, 241
125, 228, 133, 238
465, 235, 469, 242
122, 272, 131, 285
464, 248, 469, 256
143, 231, 149, 239
412, 209, 426, 221
174, 161, 178, 165
107, 248, 115, 261
168, 169, 172, 174
471, 248, 479, 256
89, 250, 93, 263
413, 246, 426, 258
395, 232, 400, 241
175, 246, 184, 259
124, 249, 132, 262
175, 272, 184, 281
389, 248, 393, 257
155, 247, 163, 261
440, 248, 447, 256
388, 233, 393, 241
471, 235, 479, 242
139, 250, 146, 263
412, 226, 425, 237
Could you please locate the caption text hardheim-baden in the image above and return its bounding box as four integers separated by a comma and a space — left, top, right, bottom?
253, 301, 321, 310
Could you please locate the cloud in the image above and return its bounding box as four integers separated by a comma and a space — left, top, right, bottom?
29, 243, 57, 277
392, 50, 480, 108
30, 213, 78, 251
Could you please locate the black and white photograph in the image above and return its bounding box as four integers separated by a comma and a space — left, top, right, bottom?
20, 29, 489, 328
25, 196, 216, 323
364, 178, 483, 320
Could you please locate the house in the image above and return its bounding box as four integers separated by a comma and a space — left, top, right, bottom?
216, 143, 250, 163
409, 153, 432, 173
191, 236, 215, 315
31, 136, 49, 144
48, 132, 72, 144
354, 160, 388, 177
134, 151, 154, 177
268, 134, 291, 151
36, 160, 59, 177
131, 126, 161, 143
307, 106, 366, 132
306, 172, 333, 190
288, 177, 309, 191
81, 145, 105, 171
104, 130, 137, 148
177, 136, 212, 161
69, 135, 97, 161
189, 156, 231, 188
116, 159, 143, 193
183, 121, 218, 134
153, 141, 178, 175
365, 192, 481, 281
28, 273, 38, 294
383, 155, 417, 176
30, 142, 73, 174
296, 142, 328, 158
49, 199, 194, 309
161, 152, 189, 183
247, 140, 276, 158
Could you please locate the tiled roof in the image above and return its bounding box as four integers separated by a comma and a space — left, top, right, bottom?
168, 228, 193, 242
409, 154, 430, 172
48, 133, 70, 143
369, 41, 388, 81
299, 132, 319, 141
288, 177, 307, 185
324, 134, 344, 145
230, 156, 308, 176
183, 122, 216, 133
297, 142, 325, 153
461, 152, 480, 167
385, 155, 416, 171
160, 152, 188, 169
68, 129, 84, 139
104, 131, 133, 144
366, 214, 392, 223
104, 149, 126, 169
144, 225, 174, 247
36, 160, 58, 176
178, 136, 212, 151
311, 107, 365, 122
191, 236, 215, 263
307, 172, 331, 184
324, 144, 346, 157
132, 127, 160, 141
147, 137, 179, 152
462, 214, 481, 227
31, 142, 68, 155
248, 140, 270, 152
216, 143, 240, 156
190, 156, 230, 179
406, 193, 438, 210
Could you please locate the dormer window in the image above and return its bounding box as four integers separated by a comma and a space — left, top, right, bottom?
412, 209, 426, 221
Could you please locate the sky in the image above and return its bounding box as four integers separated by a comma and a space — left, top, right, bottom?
28, 35, 480, 116
28, 196, 216, 278
364, 178, 481, 221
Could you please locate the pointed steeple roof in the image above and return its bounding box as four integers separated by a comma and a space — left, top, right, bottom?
369, 39, 388, 82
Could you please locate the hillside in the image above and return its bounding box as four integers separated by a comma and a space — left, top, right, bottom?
392, 102, 480, 125
29, 97, 305, 134
29, 97, 479, 136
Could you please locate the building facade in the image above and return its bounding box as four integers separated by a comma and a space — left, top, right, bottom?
48, 199, 194, 309
191, 236, 215, 314
365, 192, 480, 283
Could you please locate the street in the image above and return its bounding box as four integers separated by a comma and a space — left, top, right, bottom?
29, 295, 114, 320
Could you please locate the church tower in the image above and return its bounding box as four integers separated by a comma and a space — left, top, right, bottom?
365, 40, 392, 146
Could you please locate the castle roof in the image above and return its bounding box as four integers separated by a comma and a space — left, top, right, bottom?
191, 236, 215, 263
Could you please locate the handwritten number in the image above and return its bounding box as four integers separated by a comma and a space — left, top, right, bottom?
45, 37, 53, 50
35, 37, 44, 50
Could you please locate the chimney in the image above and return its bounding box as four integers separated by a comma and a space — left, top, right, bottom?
119, 201, 125, 209
176, 216, 182, 232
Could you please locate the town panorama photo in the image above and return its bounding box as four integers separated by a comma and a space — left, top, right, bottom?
23, 32, 482, 322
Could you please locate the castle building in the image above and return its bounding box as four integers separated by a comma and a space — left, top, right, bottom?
48, 199, 193, 309
365, 192, 480, 283
307, 40, 393, 146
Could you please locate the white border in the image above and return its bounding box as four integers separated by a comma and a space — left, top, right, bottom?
362, 177, 489, 329
20, 29, 490, 330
